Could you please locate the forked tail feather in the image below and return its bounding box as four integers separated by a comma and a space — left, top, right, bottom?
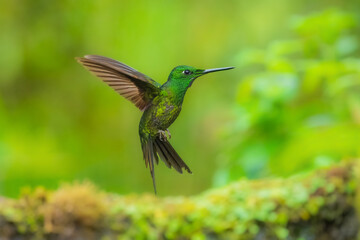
140, 135, 192, 194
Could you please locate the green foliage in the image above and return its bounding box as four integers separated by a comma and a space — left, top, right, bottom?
1, 1, 360, 197
215, 9, 360, 185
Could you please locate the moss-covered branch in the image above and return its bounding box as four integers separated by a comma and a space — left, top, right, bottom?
0, 163, 358, 240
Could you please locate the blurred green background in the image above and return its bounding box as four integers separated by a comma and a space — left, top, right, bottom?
0, 0, 359, 197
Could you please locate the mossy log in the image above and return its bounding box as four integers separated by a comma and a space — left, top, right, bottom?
0, 163, 358, 240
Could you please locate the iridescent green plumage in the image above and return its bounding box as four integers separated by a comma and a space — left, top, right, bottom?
77, 55, 234, 194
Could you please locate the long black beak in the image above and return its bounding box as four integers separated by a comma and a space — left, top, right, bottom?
203, 67, 235, 74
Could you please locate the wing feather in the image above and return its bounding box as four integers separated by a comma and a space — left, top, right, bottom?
76, 55, 161, 111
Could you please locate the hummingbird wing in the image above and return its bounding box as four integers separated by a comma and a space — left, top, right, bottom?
76, 55, 161, 111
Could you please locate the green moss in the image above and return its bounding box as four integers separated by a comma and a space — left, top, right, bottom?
0, 162, 358, 239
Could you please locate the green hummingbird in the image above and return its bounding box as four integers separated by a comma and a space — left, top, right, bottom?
76, 55, 234, 193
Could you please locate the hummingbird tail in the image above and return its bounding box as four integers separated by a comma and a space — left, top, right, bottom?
141, 136, 157, 194
141, 135, 192, 194
154, 137, 192, 174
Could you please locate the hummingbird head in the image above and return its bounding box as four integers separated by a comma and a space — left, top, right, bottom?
167, 65, 234, 89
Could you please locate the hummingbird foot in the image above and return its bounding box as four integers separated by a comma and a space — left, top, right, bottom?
158, 130, 168, 142
166, 129, 171, 139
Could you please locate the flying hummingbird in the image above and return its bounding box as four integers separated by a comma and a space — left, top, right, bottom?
76, 55, 234, 194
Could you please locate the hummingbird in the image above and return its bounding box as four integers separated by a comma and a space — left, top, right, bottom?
76, 55, 234, 194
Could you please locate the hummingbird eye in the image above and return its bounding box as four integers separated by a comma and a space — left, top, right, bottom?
183, 70, 192, 75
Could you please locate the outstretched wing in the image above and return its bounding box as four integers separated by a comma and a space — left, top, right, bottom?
76, 55, 161, 111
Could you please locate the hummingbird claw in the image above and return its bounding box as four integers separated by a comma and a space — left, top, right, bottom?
158, 130, 168, 142
166, 129, 171, 139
